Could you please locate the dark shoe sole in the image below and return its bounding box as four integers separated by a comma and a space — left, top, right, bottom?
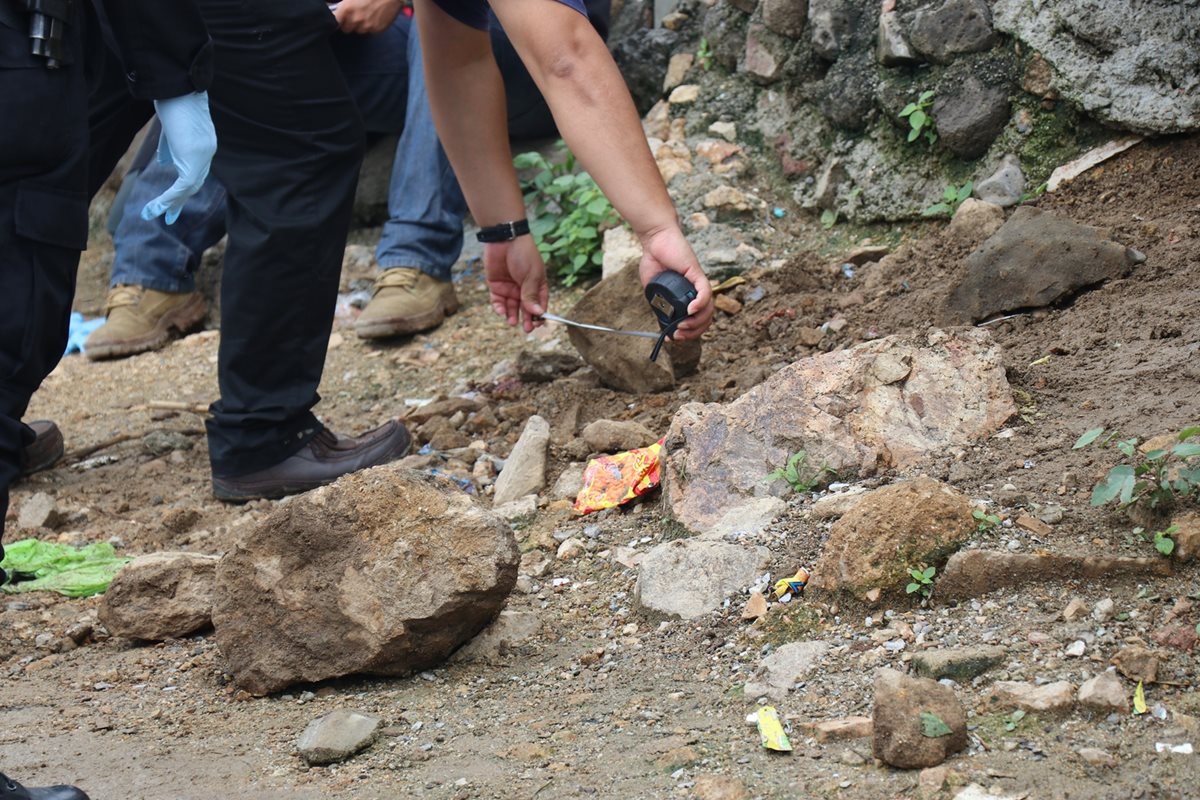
85, 293, 208, 361
211, 424, 413, 502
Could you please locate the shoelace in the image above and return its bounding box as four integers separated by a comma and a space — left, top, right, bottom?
374, 268, 420, 292
105, 284, 144, 312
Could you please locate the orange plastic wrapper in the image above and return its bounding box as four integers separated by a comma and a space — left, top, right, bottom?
574, 439, 664, 515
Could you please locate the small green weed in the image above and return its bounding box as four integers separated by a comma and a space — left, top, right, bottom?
513, 143, 619, 286
973, 509, 1001, 532
820, 208, 838, 230
696, 37, 713, 71
899, 90, 937, 147
922, 181, 974, 218
1003, 709, 1027, 732
765, 450, 831, 493
1074, 426, 1200, 511
905, 565, 936, 599
1018, 181, 1048, 204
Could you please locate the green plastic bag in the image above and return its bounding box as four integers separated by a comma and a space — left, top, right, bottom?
0, 538, 130, 597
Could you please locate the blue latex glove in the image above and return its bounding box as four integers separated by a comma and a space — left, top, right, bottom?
141, 91, 218, 225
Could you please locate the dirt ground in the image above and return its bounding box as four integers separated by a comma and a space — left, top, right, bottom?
2, 135, 1198, 799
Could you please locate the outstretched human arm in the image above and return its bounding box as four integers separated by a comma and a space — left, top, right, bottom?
415, 0, 712, 340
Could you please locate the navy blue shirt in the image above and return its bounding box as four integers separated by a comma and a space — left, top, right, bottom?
434, 0, 589, 30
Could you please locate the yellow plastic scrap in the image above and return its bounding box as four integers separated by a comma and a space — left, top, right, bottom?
773, 567, 810, 600
574, 439, 664, 515
1133, 681, 1148, 715
756, 706, 792, 752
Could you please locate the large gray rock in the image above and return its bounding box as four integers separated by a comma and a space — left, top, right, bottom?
872, 668, 968, 769
932, 76, 1010, 160
701, 1, 750, 72
635, 540, 770, 619
907, 0, 997, 64
296, 710, 381, 766
492, 415, 550, 506
564, 263, 700, 393
808, 478, 974, 601
816, 53, 879, 132
213, 467, 518, 695
663, 329, 1015, 533
99, 552, 220, 641
993, 0, 1200, 134
610, 27, 681, 115
947, 207, 1141, 323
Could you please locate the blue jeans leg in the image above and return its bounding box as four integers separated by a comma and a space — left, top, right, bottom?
109, 156, 229, 294
369, 25, 466, 281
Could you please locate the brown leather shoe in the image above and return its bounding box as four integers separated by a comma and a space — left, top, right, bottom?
20, 420, 64, 476
211, 421, 412, 502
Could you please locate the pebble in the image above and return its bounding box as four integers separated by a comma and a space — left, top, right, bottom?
1092, 598, 1115, 622
1065, 640, 1087, 657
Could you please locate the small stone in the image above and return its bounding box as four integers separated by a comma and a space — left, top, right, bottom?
668, 84, 700, 106
556, 538, 586, 561
1077, 671, 1129, 714
984, 681, 1075, 714
872, 668, 968, 769
919, 766, 950, 793
494, 495, 538, 522
1065, 640, 1087, 657
1077, 747, 1118, 768
1111, 645, 1161, 684
741, 591, 767, 620
492, 416, 550, 505
708, 121, 737, 142
520, 550, 552, 578
1091, 598, 1115, 623
695, 140, 741, 165
692, 774, 749, 800
296, 709, 381, 766
808, 716, 873, 742
1015, 513, 1052, 536
912, 646, 1006, 681
1062, 597, 1088, 621
581, 419, 657, 453
17, 492, 63, 530
662, 52, 694, 92
714, 294, 743, 315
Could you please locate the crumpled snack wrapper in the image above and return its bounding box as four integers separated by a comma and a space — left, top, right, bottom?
574, 439, 664, 515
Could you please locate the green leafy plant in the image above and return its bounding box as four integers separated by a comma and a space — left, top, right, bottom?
1074, 426, 1200, 511
765, 450, 831, 493
905, 565, 936, 599
1153, 524, 1178, 556
696, 37, 713, 71
1003, 709, 1027, 732
819, 208, 838, 230
899, 90, 937, 146
973, 509, 1002, 532
513, 144, 619, 286
922, 181, 974, 218
1018, 181, 1049, 204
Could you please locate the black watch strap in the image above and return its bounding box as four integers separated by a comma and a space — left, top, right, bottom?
476, 219, 530, 243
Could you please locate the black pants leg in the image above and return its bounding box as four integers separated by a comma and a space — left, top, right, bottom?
0, 8, 91, 550
200, 0, 364, 478
86, 0, 365, 479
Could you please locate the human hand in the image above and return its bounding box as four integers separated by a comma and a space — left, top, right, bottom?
483, 236, 549, 333
637, 225, 713, 340
333, 0, 405, 33
142, 92, 217, 225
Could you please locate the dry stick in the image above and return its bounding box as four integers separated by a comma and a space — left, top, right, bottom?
64, 427, 205, 463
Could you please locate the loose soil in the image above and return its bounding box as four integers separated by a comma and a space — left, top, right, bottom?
3, 136, 1198, 799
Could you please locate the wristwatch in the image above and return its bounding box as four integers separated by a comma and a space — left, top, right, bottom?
476, 219, 530, 243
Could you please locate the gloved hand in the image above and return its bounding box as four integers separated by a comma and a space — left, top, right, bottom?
141, 91, 218, 225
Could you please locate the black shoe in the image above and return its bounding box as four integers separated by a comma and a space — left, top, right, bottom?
0, 772, 89, 800
19, 420, 64, 476
211, 421, 412, 502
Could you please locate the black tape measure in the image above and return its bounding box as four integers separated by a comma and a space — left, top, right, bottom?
645, 271, 697, 362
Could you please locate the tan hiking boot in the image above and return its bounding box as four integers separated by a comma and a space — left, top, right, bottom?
355, 268, 459, 339
84, 284, 207, 361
